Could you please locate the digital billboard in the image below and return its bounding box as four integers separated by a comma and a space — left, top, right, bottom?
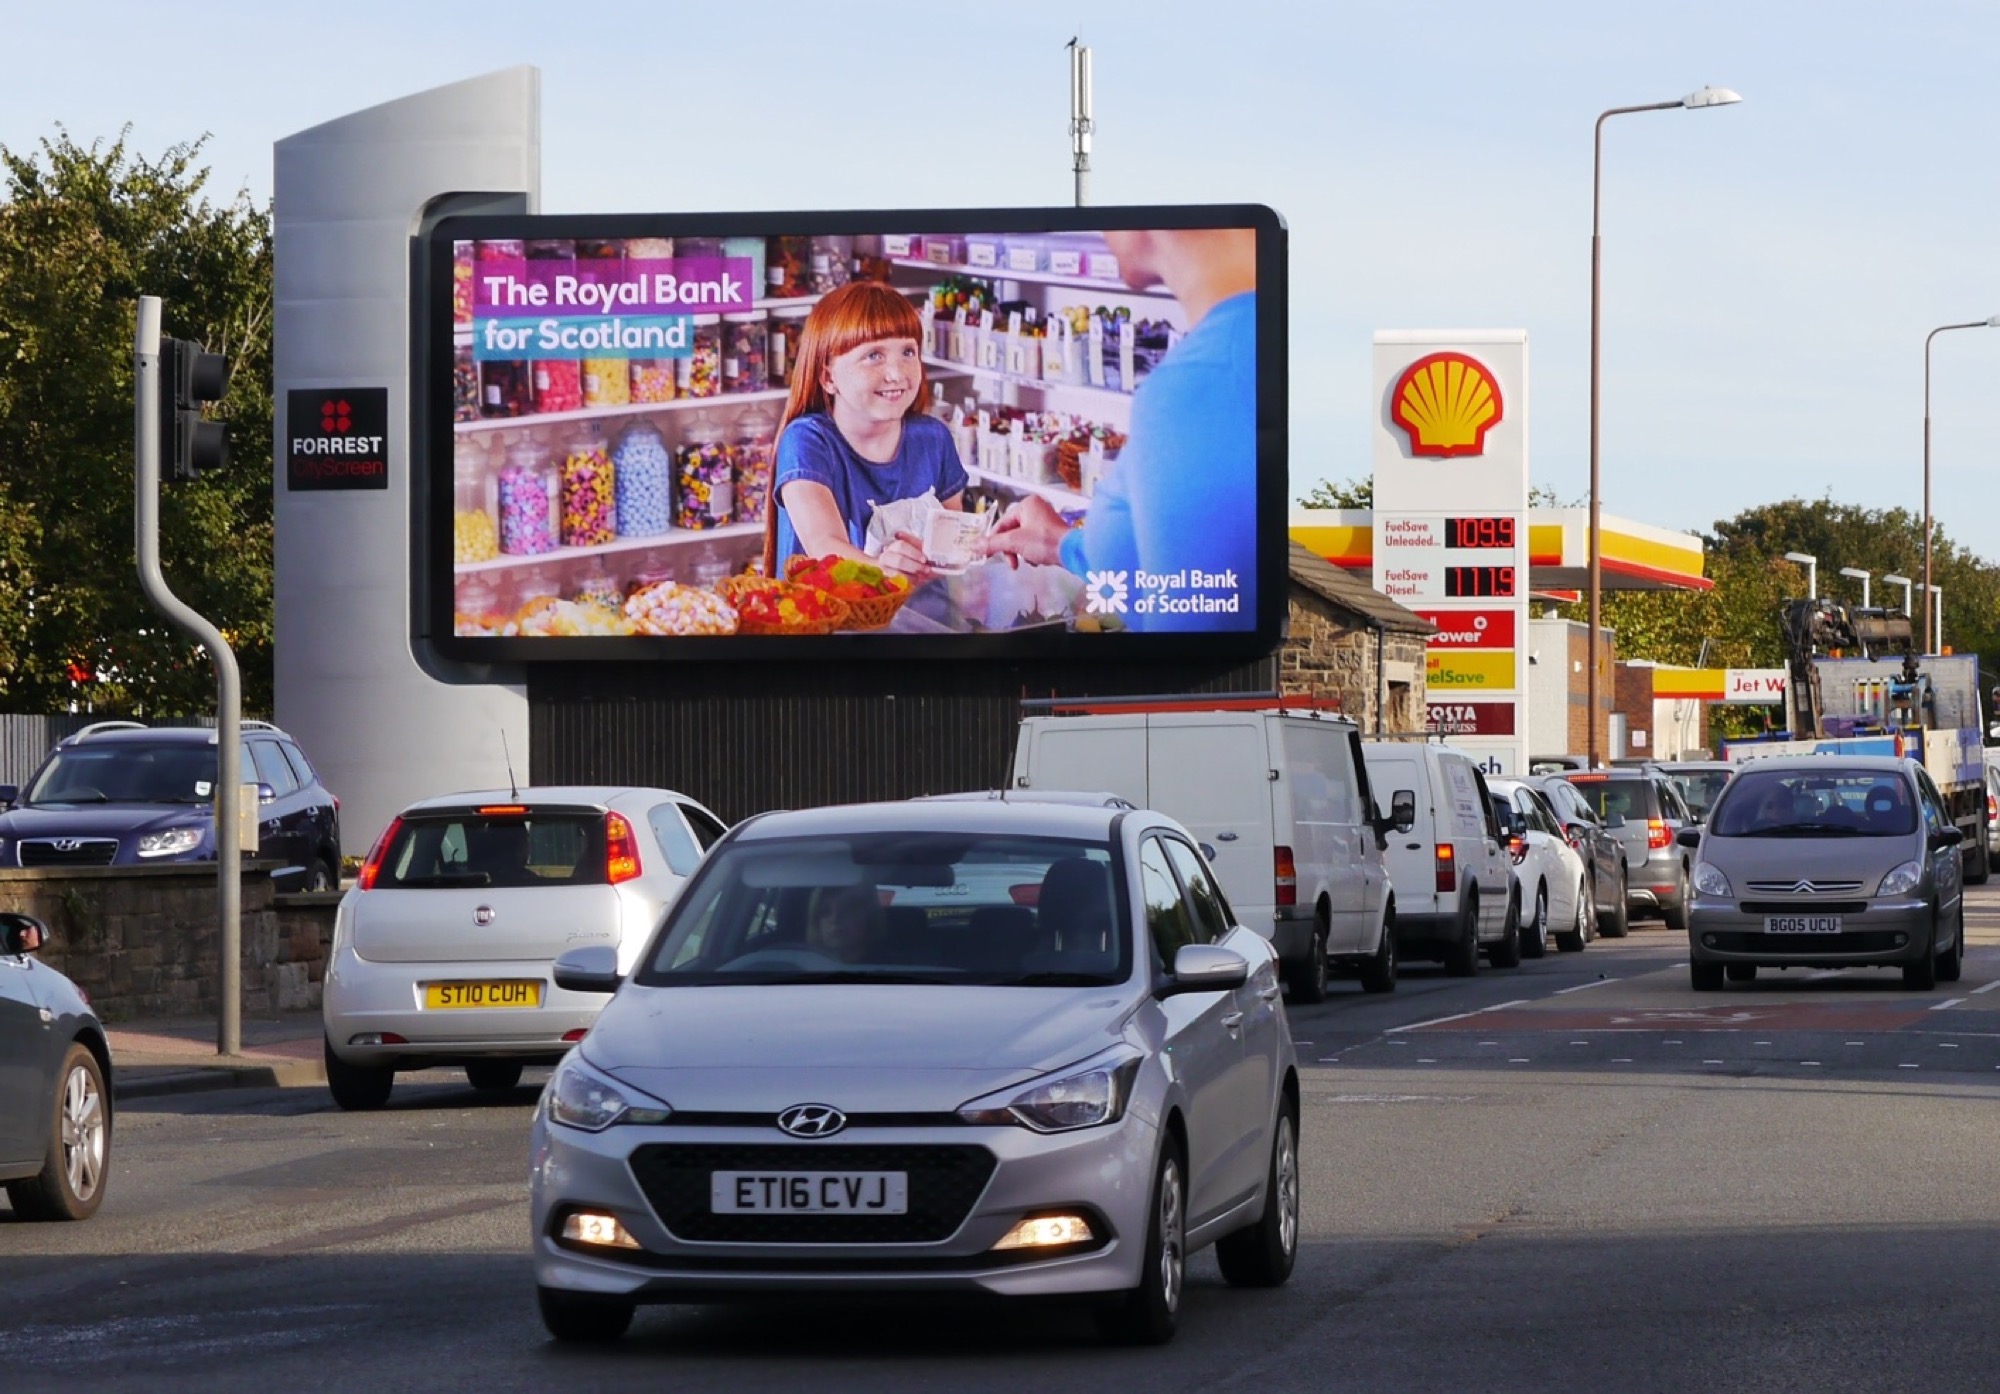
423, 206, 1286, 661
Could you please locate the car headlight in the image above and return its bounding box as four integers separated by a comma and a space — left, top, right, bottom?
1692, 862, 1733, 898
957, 1049, 1142, 1133
544, 1057, 671, 1132
1877, 860, 1924, 897
137, 827, 205, 858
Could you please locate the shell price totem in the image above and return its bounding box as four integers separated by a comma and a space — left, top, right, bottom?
1390, 352, 1504, 459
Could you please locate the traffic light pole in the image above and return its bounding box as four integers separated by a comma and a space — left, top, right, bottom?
135, 295, 243, 1057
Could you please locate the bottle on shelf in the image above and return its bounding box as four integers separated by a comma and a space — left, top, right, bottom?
675, 410, 734, 531
453, 439, 500, 563
721, 310, 769, 395
497, 438, 558, 555
560, 425, 617, 549
732, 403, 779, 527
611, 419, 672, 539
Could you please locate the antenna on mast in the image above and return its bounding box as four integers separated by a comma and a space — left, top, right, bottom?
1067, 37, 1093, 207
501, 730, 520, 801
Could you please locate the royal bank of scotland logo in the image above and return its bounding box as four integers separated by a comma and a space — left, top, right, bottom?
1084, 571, 1129, 615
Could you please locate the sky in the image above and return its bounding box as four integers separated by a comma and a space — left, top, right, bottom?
7, 0, 2000, 571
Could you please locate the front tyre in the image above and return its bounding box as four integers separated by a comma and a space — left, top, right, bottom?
4, 1043, 110, 1221
1216, 1106, 1300, 1288
1937, 904, 1965, 984
538, 1286, 635, 1344
1096, 1145, 1186, 1346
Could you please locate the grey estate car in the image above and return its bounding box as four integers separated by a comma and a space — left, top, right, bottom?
1680, 755, 1964, 991
529, 798, 1301, 1347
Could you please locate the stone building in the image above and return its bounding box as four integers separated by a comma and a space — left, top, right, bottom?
1279, 542, 1434, 733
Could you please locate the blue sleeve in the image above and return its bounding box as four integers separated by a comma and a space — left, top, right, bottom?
775, 416, 841, 491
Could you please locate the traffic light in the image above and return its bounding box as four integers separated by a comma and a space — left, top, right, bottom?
158, 337, 230, 481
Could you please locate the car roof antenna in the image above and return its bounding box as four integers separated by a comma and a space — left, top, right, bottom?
501, 730, 520, 802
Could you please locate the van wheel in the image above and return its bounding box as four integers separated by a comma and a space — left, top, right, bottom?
1288, 916, 1330, 1005
1444, 889, 1480, 977
1520, 885, 1549, 959
1359, 903, 1397, 993
1488, 891, 1522, 969
1600, 868, 1630, 938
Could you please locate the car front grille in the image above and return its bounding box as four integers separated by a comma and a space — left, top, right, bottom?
1704, 931, 1907, 955
17, 838, 120, 867
628, 1143, 997, 1245
1744, 880, 1866, 895
1738, 901, 1870, 916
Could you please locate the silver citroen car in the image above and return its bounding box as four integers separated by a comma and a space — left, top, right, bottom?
529, 798, 1301, 1346
1681, 755, 1964, 991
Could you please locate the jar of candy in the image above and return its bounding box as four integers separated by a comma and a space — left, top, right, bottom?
677, 237, 724, 263
731, 404, 778, 526
625, 236, 674, 262
582, 355, 630, 408
526, 238, 575, 262
572, 556, 622, 612
497, 441, 558, 554
576, 239, 620, 262
480, 358, 530, 419
453, 443, 500, 563
452, 345, 480, 423
512, 564, 562, 614
453, 573, 505, 636
721, 236, 767, 305
809, 235, 854, 294
768, 305, 810, 386
560, 426, 617, 548
765, 236, 809, 298
611, 419, 672, 538
689, 545, 733, 590
675, 411, 734, 530
452, 241, 474, 327
629, 355, 676, 404
721, 311, 769, 395
680, 315, 722, 398
475, 238, 524, 265
531, 357, 582, 415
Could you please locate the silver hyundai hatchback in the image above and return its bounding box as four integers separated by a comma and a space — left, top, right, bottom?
529, 798, 1300, 1347
1682, 755, 1965, 990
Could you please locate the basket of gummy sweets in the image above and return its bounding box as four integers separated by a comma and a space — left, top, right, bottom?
785, 554, 915, 632
717, 573, 851, 636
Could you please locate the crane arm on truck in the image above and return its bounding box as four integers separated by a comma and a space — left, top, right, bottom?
1778, 598, 1917, 739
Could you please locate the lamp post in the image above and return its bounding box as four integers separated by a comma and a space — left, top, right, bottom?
1882, 572, 1913, 617
1783, 551, 1818, 601
1837, 566, 1871, 608
1587, 85, 1742, 768
1922, 316, 2000, 651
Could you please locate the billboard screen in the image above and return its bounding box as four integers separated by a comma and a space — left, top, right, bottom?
423, 206, 1286, 661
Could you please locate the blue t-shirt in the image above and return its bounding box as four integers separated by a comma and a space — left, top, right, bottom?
1059, 292, 1257, 633
773, 414, 969, 568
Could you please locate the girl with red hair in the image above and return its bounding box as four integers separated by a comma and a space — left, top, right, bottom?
764, 281, 966, 578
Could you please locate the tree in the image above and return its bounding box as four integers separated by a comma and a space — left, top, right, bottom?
1296, 477, 1370, 509
0, 129, 272, 714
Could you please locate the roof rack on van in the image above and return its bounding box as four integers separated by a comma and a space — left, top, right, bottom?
70, 720, 148, 742
1020, 692, 1348, 718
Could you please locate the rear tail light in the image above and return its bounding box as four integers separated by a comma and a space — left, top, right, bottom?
605, 812, 642, 885
562, 1028, 588, 1043
1506, 835, 1526, 863
1434, 842, 1456, 893
356, 816, 403, 891
1564, 826, 1584, 853
1647, 818, 1670, 850
1274, 847, 1297, 907
1988, 794, 1996, 826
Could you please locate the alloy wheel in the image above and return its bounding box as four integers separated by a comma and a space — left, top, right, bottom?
1159, 1159, 1185, 1316
1274, 1116, 1299, 1259
61, 1060, 106, 1203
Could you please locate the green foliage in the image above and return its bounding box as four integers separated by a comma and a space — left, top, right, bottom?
0, 128, 272, 715
1296, 476, 1371, 509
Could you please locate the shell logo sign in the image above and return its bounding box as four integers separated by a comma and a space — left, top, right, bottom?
1390, 352, 1504, 458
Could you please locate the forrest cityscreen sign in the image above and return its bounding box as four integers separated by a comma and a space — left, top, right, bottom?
421, 205, 1287, 662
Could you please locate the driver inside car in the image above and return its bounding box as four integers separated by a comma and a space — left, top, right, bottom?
807, 884, 889, 964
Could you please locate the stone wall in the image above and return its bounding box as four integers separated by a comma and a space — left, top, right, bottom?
1279, 588, 1429, 734
0, 865, 341, 1022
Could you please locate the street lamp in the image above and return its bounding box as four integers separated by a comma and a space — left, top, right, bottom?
1882, 573, 1913, 617
1783, 551, 1817, 600
1837, 566, 1870, 609
1929, 584, 1944, 653
1922, 316, 2000, 651
1587, 85, 1742, 768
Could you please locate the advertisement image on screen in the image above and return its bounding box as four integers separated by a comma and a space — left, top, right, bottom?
428, 206, 1285, 660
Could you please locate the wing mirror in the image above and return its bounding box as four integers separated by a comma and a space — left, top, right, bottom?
1197, 842, 1219, 863
1157, 944, 1250, 998
552, 945, 623, 994
1389, 790, 1416, 833
1930, 827, 1965, 850
0, 784, 17, 808
1605, 813, 1627, 830
1675, 827, 1702, 848
0, 912, 48, 955
258, 783, 278, 805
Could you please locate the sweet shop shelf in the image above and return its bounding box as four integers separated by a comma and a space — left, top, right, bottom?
963, 465, 1088, 512
456, 389, 789, 436
890, 258, 1172, 299
923, 358, 1134, 407
453, 520, 764, 575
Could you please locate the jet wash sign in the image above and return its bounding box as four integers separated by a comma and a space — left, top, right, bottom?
1372, 331, 1529, 776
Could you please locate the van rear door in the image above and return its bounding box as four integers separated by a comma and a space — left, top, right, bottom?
1016, 718, 1149, 808
1279, 719, 1367, 953
1143, 715, 1277, 932
1363, 748, 1436, 922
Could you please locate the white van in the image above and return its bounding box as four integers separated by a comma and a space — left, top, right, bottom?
1359, 741, 1520, 973
1013, 704, 1404, 1001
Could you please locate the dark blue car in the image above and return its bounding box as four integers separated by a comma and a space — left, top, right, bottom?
0, 722, 342, 891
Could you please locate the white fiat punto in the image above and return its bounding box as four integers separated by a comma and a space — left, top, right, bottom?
321, 786, 725, 1110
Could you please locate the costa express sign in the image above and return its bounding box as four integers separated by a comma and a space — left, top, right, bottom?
1391, 352, 1504, 458
1427, 701, 1517, 737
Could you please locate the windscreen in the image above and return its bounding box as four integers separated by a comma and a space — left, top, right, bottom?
640, 833, 1127, 986
374, 811, 607, 888
1560, 776, 1660, 824
1709, 770, 1917, 838
25, 745, 217, 804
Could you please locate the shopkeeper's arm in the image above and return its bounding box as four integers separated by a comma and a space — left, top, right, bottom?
779, 480, 932, 577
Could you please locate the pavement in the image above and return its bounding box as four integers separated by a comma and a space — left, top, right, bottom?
106, 1010, 325, 1100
